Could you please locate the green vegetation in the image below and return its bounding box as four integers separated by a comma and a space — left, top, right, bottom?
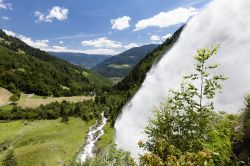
82, 144, 136, 166
233, 95, 250, 164
0, 121, 24, 144
96, 123, 115, 155
0, 118, 92, 166
29, 95, 44, 99
0, 105, 13, 112
0, 100, 107, 121
2, 149, 16, 166
139, 46, 238, 165
92, 44, 158, 79
9, 95, 19, 105
0, 30, 111, 97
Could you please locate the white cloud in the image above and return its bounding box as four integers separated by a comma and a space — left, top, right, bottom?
3, 29, 16, 36
150, 35, 161, 41
3, 29, 139, 55
3, 29, 49, 49
1, 16, 9, 20
124, 43, 139, 49
111, 16, 131, 31
81, 37, 122, 48
3, 29, 120, 55
162, 34, 172, 40
46, 46, 118, 55
35, 6, 68, 23
0, 0, 11, 10
134, 7, 198, 31
47, 45, 67, 52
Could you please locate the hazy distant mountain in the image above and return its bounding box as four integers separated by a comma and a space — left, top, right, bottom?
49, 52, 111, 69
92, 44, 158, 80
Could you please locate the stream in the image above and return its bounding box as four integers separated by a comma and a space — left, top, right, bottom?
77, 112, 107, 163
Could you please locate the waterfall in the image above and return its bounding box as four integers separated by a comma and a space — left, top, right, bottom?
115, 0, 250, 159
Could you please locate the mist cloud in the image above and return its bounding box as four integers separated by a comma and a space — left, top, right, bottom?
115, 0, 250, 159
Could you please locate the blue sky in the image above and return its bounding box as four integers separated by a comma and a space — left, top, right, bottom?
0, 0, 210, 55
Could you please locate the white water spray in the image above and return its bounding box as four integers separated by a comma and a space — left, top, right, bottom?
115, 0, 250, 158
77, 112, 107, 163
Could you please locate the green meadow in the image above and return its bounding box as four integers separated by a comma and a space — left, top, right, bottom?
0, 118, 93, 166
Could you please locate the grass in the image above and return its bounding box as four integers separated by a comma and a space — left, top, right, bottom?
17, 96, 94, 108
1, 87, 94, 109
0, 120, 24, 144
108, 64, 131, 69
0, 88, 12, 106
96, 123, 115, 155
82, 71, 90, 77
0, 104, 13, 111
0, 118, 93, 166
109, 77, 124, 84
20, 93, 43, 99
30, 95, 44, 99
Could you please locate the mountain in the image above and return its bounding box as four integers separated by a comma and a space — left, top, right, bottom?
0, 30, 111, 96
116, 26, 184, 92
91, 44, 158, 80
49, 52, 111, 69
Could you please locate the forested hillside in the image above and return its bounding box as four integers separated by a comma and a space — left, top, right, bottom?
0, 30, 111, 97
92, 44, 158, 80
50, 52, 111, 69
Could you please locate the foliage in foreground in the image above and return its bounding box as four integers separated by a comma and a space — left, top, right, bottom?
233, 95, 250, 164
77, 144, 136, 166
139, 46, 239, 165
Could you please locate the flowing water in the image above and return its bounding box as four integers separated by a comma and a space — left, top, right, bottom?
77, 112, 107, 163
115, 0, 250, 159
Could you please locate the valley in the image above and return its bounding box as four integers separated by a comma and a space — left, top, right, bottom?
0, 26, 183, 165
1, 0, 250, 165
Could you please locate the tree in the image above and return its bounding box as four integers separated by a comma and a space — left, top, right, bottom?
139, 46, 228, 165
9, 94, 19, 105
60, 103, 69, 123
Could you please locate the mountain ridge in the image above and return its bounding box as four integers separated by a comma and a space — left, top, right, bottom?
91, 44, 158, 80
0, 30, 111, 96
49, 52, 111, 69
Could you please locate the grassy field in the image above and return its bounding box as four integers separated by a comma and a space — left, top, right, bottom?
0, 118, 93, 166
17, 96, 94, 108
96, 123, 115, 155
0, 88, 12, 106
0, 87, 94, 109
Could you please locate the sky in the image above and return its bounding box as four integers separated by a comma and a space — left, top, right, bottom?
0, 0, 210, 55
